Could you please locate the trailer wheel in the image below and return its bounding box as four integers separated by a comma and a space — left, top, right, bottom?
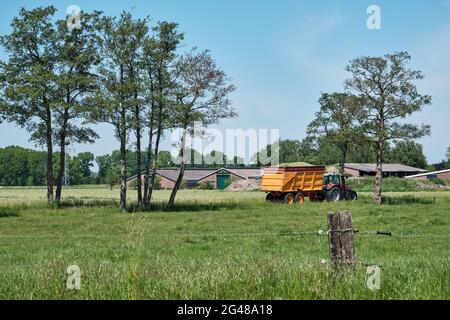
294, 193, 304, 204
265, 193, 274, 202
284, 193, 295, 205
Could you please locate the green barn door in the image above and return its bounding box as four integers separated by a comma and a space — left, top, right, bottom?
216, 173, 230, 190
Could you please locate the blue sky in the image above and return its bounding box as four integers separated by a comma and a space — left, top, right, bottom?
1, 0, 449, 164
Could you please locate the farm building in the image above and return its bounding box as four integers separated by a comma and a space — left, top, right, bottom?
339, 163, 427, 178
405, 169, 450, 181
126, 167, 263, 190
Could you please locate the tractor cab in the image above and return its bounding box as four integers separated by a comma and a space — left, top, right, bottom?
322, 173, 357, 202
323, 174, 345, 187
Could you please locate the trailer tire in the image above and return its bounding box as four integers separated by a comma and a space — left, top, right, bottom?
266, 193, 274, 202
284, 193, 295, 205
294, 193, 304, 204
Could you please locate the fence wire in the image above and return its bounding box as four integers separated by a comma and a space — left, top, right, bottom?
0, 229, 448, 239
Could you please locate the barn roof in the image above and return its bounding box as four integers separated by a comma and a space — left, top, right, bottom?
226, 168, 263, 179
156, 169, 216, 181
126, 167, 264, 182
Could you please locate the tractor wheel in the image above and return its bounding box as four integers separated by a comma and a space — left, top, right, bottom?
266, 193, 274, 202
327, 187, 341, 202
284, 193, 295, 205
347, 190, 358, 201
294, 193, 304, 204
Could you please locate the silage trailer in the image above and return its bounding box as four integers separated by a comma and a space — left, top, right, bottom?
261, 165, 357, 204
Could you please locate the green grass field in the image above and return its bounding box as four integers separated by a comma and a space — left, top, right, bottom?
0, 187, 448, 299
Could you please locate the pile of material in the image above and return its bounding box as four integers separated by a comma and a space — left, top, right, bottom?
277, 162, 313, 167
225, 179, 261, 191
326, 165, 340, 174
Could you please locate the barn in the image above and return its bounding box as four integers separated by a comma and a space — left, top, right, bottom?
126, 167, 263, 190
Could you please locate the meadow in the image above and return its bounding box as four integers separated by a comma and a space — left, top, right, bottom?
0, 186, 448, 299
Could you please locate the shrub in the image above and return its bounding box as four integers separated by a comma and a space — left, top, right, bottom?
197, 181, 215, 190
347, 177, 418, 192
154, 175, 162, 190
428, 177, 448, 186
128, 179, 138, 190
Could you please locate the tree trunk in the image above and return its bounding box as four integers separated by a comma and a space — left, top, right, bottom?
147, 126, 161, 205
147, 80, 164, 205
55, 107, 69, 207
339, 145, 347, 175
373, 140, 383, 204
119, 65, 127, 211
143, 65, 156, 209
147, 68, 166, 205
135, 100, 142, 208
55, 140, 66, 207
168, 127, 187, 208
143, 128, 153, 209
45, 102, 54, 204
119, 110, 127, 211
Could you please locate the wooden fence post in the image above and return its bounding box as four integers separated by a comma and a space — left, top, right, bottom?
327, 210, 355, 265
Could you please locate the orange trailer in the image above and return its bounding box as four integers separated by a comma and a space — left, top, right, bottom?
261, 165, 326, 204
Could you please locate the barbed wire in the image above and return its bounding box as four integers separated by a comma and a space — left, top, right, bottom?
0, 229, 448, 239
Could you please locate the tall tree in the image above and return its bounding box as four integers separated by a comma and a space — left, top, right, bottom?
345, 52, 431, 204
0, 6, 58, 203
53, 12, 100, 205
168, 49, 236, 207
142, 22, 183, 208
92, 12, 147, 210
124, 17, 148, 208
307, 92, 364, 174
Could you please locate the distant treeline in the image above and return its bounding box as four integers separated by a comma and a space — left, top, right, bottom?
255, 138, 433, 170
0, 146, 250, 186
1, 141, 449, 187
0, 146, 96, 186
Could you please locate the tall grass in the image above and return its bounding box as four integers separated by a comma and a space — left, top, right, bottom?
0, 189, 448, 299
